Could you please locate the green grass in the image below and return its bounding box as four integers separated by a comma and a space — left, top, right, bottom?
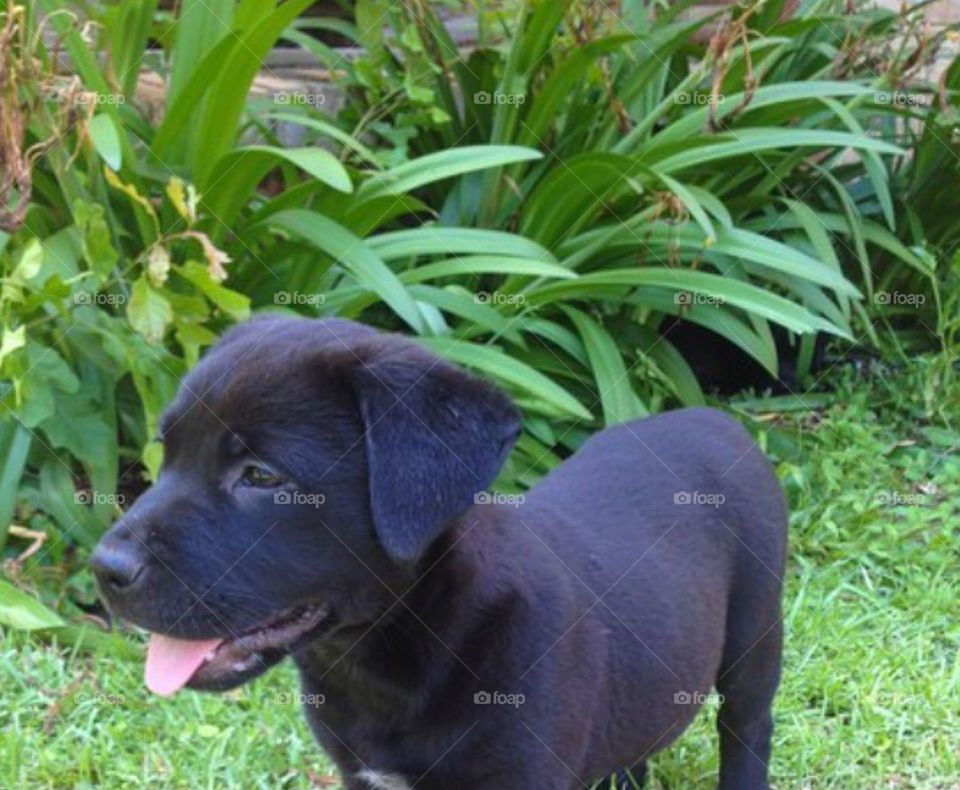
0, 638, 334, 788
2, 356, 959, 789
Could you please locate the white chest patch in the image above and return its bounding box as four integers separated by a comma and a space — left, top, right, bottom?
355, 768, 413, 790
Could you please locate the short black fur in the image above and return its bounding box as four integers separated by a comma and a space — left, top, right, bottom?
92, 316, 787, 790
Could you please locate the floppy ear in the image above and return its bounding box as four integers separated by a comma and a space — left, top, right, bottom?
348, 339, 521, 564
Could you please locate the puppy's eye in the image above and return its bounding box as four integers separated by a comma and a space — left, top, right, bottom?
240, 465, 283, 488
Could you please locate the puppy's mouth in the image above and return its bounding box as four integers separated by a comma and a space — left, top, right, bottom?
145, 603, 334, 696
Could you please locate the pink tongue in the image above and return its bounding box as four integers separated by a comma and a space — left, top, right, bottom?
145, 634, 223, 696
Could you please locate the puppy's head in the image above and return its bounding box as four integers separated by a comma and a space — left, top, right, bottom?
91, 316, 519, 695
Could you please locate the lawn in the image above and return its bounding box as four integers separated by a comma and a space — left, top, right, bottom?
2, 356, 957, 789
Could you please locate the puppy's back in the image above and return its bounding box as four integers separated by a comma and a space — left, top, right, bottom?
527, 407, 785, 553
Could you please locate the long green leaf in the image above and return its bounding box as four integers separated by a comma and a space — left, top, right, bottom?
518, 317, 589, 366
258, 209, 425, 333
712, 226, 860, 299
358, 146, 542, 199
519, 35, 637, 148
168, 0, 234, 103
562, 307, 647, 425
561, 217, 860, 299
0, 421, 31, 550
193, 0, 314, 186
398, 256, 577, 285
647, 128, 903, 173
110, 0, 159, 97
528, 268, 841, 335
744, 212, 931, 276
634, 328, 706, 407
521, 153, 639, 247
151, 31, 247, 161
262, 112, 380, 165
368, 228, 555, 262
408, 285, 526, 346
416, 337, 592, 421
641, 81, 879, 152
820, 96, 896, 231
203, 146, 352, 232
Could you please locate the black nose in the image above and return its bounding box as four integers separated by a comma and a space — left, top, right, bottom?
90, 543, 147, 592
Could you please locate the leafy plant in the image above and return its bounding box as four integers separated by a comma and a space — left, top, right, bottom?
0, 0, 954, 632
306, 0, 935, 434
0, 2, 259, 562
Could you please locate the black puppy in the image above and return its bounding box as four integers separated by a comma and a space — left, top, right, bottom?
91, 316, 786, 790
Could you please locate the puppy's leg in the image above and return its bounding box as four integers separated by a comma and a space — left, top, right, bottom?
714, 616, 782, 790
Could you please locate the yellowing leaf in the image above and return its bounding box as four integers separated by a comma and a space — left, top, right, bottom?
146, 244, 171, 287
103, 167, 160, 232
170, 231, 231, 283
0, 325, 26, 366
202, 241, 231, 283
166, 177, 198, 224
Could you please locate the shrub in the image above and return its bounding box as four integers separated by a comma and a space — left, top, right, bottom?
0, 0, 951, 626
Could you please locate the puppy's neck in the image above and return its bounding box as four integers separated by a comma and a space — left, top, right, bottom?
292, 511, 516, 714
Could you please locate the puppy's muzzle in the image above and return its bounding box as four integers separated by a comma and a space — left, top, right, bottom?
91, 526, 149, 596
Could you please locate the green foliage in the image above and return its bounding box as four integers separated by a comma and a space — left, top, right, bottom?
328, 0, 945, 401
0, 577, 63, 629
0, 0, 957, 636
